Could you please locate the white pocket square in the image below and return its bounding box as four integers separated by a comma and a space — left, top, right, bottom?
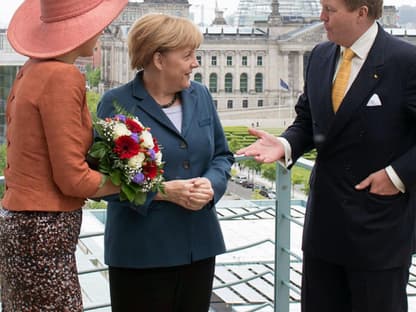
366, 94, 382, 107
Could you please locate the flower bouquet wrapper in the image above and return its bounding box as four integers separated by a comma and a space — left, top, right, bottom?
88, 110, 164, 205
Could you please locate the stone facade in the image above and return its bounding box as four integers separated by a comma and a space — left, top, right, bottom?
95, 1, 416, 122
99, 1, 326, 115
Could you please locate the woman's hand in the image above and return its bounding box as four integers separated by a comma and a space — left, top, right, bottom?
156, 177, 213, 211
188, 177, 214, 210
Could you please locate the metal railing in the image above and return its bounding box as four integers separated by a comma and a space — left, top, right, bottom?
2, 158, 416, 311
0, 158, 310, 312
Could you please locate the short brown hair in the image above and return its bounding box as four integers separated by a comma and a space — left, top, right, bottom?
128, 13, 203, 70
344, 0, 383, 19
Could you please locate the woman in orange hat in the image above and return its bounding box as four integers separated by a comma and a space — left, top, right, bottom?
0, 0, 127, 310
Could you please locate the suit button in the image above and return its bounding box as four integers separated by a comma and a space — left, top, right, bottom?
183, 160, 190, 169
179, 141, 187, 149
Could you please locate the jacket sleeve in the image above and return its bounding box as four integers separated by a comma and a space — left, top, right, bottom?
40, 65, 101, 198
280, 47, 316, 166
390, 61, 416, 192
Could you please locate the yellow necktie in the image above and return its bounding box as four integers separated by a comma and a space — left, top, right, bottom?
332, 48, 355, 112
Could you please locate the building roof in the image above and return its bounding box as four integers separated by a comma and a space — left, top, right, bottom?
236, 0, 320, 27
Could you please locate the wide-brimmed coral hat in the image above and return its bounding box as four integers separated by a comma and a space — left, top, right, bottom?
7, 0, 127, 59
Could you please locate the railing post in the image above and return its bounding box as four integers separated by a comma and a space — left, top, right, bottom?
275, 163, 291, 312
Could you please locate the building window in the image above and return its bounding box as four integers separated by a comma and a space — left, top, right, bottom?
242, 56, 248, 66
240, 73, 248, 93
255, 73, 263, 93
226, 56, 233, 66
225, 73, 233, 93
257, 99, 263, 107
211, 56, 217, 66
213, 100, 218, 109
196, 55, 202, 66
227, 100, 233, 109
209, 73, 218, 93
194, 73, 202, 83
242, 99, 248, 108
257, 55, 263, 66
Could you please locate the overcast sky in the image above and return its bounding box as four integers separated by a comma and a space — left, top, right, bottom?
1, 0, 415, 28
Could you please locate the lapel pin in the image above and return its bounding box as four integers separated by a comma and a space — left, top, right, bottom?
373, 74, 379, 79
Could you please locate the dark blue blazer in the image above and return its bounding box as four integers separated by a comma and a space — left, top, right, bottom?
97, 71, 234, 268
283, 25, 416, 269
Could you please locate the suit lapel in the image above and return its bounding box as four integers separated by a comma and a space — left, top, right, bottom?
131, 72, 182, 136
324, 26, 386, 143
308, 44, 339, 139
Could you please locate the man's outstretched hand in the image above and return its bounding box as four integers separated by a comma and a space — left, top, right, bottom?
236, 128, 285, 163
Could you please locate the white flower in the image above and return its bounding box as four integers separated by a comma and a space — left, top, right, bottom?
155, 151, 163, 165
113, 123, 131, 139
140, 131, 154, 149
127, 152, 146, 169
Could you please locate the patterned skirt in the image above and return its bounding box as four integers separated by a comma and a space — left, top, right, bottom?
0, 207, 83, 312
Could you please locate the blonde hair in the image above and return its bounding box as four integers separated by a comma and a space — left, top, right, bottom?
128, 13, 203, 70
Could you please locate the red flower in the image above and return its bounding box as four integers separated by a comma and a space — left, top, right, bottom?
125, 118, 144, 133
143, 162, 158, 179
113, 135, 139, 159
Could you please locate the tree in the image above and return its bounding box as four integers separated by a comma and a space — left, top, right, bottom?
228, 138, 242, 153
242, 158, 262, 183
291, 167, 311, 196
85, 64, 101, 88
261, 163, 276, 187
86, 91, 100, 121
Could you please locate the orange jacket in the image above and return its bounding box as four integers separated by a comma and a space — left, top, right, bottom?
2, 59, 101, 212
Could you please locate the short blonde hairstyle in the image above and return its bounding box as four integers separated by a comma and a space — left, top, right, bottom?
128, 13, 203, 70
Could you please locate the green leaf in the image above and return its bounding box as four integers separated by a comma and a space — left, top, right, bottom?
120, 192, 128, 202
113, 100, 131, 116
110, 170, 122, 186
98, 160, 111, 174
89, 141, 110, 159
121, 183, 135, 202
134, 192, 146, 206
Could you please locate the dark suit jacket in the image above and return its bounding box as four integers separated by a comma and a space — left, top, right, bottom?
282, 25, 416, 269
97, 71, 234, 268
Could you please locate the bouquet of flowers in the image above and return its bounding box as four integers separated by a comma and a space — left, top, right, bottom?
88, 112, 164, 205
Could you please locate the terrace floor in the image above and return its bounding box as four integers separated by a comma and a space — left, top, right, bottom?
75, 198, 416, 312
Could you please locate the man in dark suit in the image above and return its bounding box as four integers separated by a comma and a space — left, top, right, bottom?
237, 0, 416, 311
